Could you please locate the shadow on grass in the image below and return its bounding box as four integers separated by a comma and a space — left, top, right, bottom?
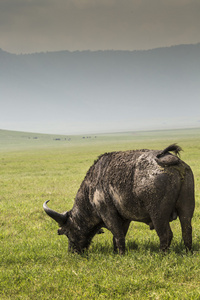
89, 238, 200, 256
172, 239, 200, 254
127, 240, 160, 254
90, 240, 160, 255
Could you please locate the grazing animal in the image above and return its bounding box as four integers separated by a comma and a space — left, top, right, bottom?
43, 144, 195, 254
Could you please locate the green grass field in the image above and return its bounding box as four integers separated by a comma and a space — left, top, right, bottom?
0, 128, 200, 299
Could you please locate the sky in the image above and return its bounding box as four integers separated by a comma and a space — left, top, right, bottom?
0, 0, 200, 135
1, 0, 200, 54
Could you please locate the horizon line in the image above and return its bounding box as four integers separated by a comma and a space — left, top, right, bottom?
1, 42, 200, 56
1, 125, 200, 137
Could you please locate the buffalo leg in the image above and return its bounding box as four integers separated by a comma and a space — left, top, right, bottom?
113, 220, 131, 253
99, 210, 127, 254
179, 216, 193, 251
109, 220, 126, 255
152, 219, 173, 251
113, 236, 125, 255
94, 193, 129, 254
176, 168, 195, 251
159, 224, 173, 251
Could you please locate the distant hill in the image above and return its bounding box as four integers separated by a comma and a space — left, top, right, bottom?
0, 44, 200, 134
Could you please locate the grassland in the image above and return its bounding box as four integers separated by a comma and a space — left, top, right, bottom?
0, 128, 200, 299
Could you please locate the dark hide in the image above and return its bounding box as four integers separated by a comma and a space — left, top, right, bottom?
43, 144, 195, 254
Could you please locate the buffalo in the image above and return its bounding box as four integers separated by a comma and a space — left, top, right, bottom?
43, 144, 195, 254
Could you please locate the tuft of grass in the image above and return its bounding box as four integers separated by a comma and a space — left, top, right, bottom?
0, 128, 200, 299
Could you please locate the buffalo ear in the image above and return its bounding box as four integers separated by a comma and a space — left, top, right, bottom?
43, 200, 68, 226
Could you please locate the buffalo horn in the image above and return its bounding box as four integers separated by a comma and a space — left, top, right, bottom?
43, 200, 68, 225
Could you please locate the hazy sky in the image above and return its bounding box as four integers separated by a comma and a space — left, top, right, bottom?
1, 0, 200, 54
1, 1, 200, 135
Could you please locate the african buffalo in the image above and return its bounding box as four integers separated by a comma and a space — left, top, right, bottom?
43, 144, 195, 254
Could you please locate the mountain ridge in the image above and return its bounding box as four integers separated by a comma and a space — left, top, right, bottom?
1, 42, 200, 55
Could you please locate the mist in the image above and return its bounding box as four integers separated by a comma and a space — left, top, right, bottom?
0, 44, 200, 134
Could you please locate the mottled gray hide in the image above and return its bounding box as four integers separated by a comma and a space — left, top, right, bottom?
43, 144, 195, 254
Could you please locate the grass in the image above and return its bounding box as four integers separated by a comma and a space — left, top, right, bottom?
0, 128, 200, 299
